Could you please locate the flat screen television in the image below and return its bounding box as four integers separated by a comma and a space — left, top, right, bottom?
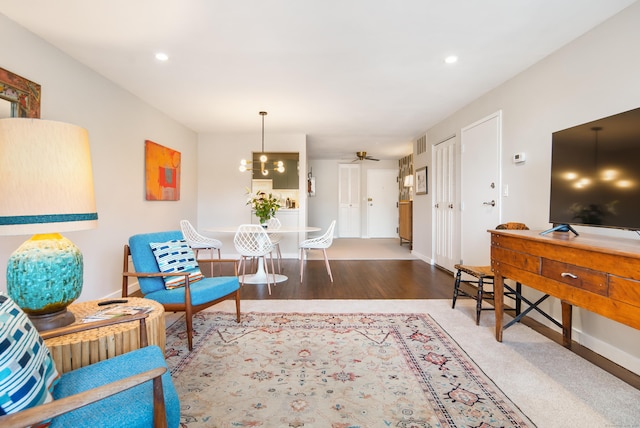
547, 106, 640, 234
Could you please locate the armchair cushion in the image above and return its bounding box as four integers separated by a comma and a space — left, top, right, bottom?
0, 294, 59, 422
145, 275, 240, 306
149, 239, 204, 289
130, 231, 240, 306
50, 345, 180, 428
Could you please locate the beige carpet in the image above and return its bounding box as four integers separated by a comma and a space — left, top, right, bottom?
306, 238, 417, 260
166, 299, 640, 428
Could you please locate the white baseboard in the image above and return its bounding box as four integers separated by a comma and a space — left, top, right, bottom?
411, 250, 433, 265
530, 312, 639, 376
573, 328, 640, 376
103, 281, 139, 299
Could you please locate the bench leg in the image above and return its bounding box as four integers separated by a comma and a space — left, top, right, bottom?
476, 278, 484, 325
452, 269, 462, 309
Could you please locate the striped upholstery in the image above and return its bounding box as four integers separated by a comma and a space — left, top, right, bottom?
149, 239, 204, 289
0, 293, 59, 423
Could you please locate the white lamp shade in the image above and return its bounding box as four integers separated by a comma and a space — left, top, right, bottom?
0, 118, 98, 236
404, 175, 414, 187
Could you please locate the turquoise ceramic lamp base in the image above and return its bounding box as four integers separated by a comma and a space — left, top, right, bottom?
6, 233, 83, 331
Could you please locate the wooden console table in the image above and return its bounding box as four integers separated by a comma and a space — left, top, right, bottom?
399, 200, 412, 249
490, 229, 640, 346
44, 297, 165, 374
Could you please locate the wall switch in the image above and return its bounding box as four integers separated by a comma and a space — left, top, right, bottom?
503, 185, 509, 197
513, 152, 526, 164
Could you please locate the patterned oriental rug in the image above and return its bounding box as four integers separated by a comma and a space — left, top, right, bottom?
165, 312, 534, 427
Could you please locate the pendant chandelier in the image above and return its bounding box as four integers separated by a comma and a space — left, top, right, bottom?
239, 111, 285, 176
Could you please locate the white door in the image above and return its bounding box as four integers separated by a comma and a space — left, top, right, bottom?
433, 136, 458, 271
366, 169, 398, 238
338, 164, 361, 237
460, 111, 502, 266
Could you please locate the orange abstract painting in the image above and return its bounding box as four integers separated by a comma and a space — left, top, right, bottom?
145, 140, 180, 201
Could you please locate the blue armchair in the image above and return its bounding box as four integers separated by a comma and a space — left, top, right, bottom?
0, 294, 180, 428
122, 230, 241, 350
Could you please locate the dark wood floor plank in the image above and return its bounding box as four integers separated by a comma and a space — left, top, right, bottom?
234, 259, 453, 300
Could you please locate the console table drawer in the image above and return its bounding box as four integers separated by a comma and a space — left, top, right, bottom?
491, 246, 539, 274
541, 258, 608, 296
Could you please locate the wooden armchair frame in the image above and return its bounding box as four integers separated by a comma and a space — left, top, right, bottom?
0, 314, 170, 428
122, 244, 241, 350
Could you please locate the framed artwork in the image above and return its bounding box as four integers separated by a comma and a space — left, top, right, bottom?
416, 166, 427, 195
145, 140, 181, 201
0, 67, 41, 118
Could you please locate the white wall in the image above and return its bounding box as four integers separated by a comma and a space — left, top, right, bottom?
411, 140, 433, 263
307, 160, 340, 234
421, 2, 640, 373
0, 15, 198, 300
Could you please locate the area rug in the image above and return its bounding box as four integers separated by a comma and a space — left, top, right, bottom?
165, 311, 533, 427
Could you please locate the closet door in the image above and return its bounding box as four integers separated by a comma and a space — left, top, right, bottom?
460, 111, 501, 266
338, 164, 361, 237
433, 136, 457, 271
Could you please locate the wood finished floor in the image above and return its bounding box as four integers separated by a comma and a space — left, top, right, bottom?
172, 258, 640, 389
233, 259, 452, 300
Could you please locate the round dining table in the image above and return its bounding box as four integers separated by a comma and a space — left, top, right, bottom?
205, 225, 320, 284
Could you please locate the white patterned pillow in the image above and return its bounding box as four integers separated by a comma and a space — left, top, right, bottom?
0, 293, 60, 423
149, 240, 204, 289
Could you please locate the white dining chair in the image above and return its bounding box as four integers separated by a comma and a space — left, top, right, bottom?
299, 220, 336, 282
180, 219, 223, 259
234, 224, 277, 294
266, 217, 283, 273
180, 219, 223, 274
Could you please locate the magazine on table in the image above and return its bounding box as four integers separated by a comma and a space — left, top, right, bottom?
82, 305, 153, 322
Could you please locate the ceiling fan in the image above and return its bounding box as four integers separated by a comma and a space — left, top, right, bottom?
352, 151, 380, 162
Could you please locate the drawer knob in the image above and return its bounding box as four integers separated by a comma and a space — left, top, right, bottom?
561, 272, 578, 279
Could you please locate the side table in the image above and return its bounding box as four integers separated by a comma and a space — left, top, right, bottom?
44, 297, 165, 374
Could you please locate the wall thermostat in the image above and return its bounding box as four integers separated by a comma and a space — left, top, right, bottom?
513, 152, 526, 164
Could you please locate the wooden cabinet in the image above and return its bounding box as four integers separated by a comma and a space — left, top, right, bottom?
490, 229, 640, 346
399, 200, 412, 248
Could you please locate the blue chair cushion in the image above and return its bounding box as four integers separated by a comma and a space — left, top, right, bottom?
129, 231, 240, 305
50, 345, 179, 428
145, 275, 239, 306
149, 239, 204, 289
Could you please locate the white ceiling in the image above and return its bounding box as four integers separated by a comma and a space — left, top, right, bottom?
1, 0, 636, 160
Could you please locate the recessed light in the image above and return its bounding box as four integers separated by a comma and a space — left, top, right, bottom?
155, 52, 169, 61
444, 55, 458, 64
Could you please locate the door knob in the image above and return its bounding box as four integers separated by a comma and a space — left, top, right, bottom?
482, 200, 496, 207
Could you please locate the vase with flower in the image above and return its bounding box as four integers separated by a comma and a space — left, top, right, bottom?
246, 189, 281, 227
